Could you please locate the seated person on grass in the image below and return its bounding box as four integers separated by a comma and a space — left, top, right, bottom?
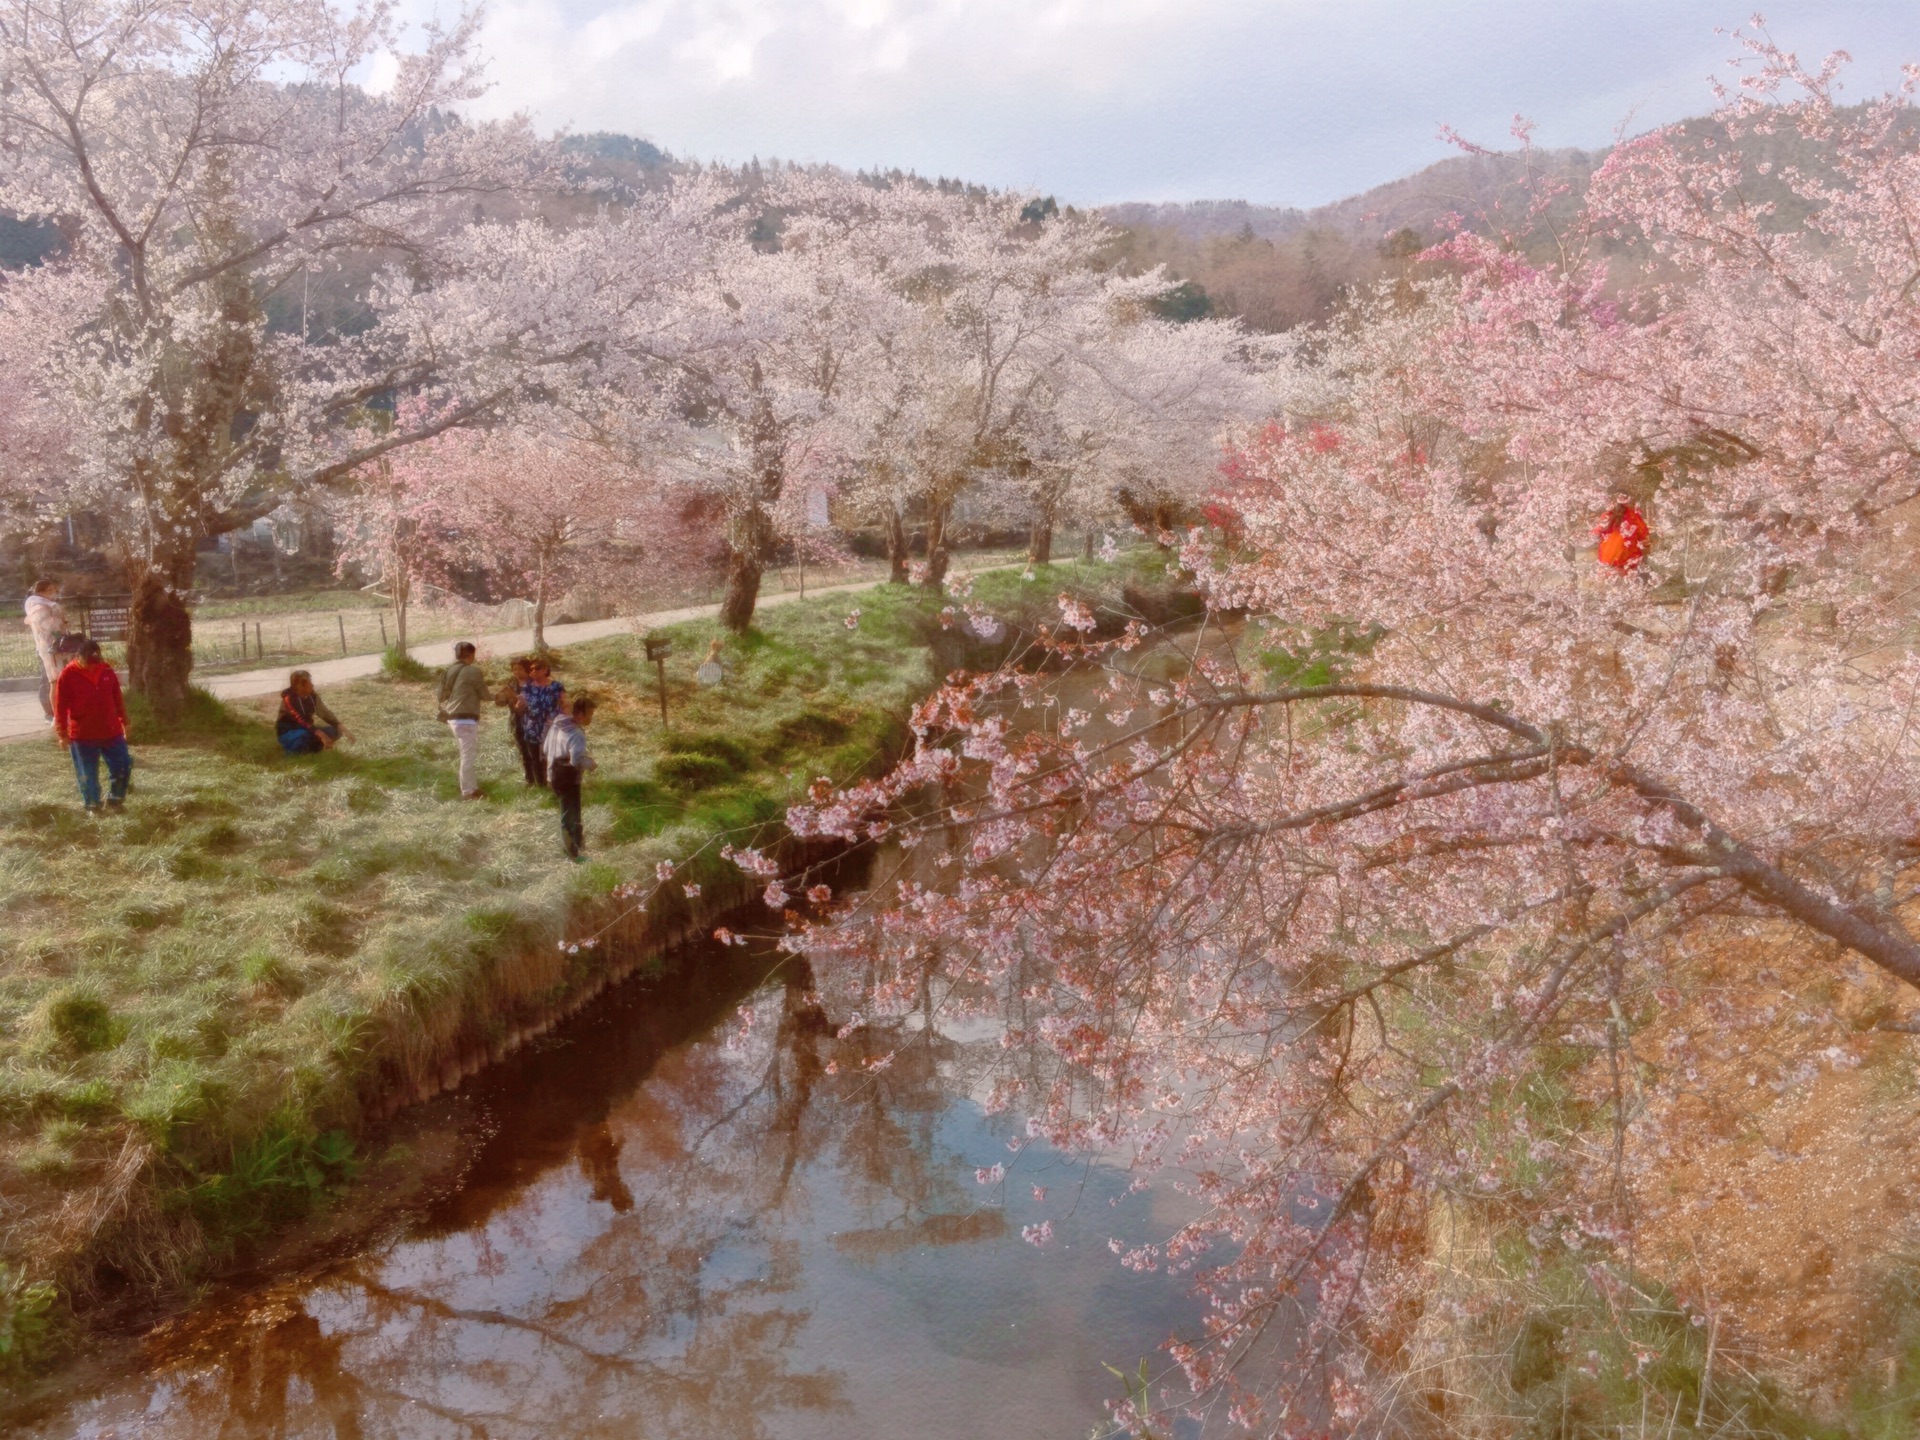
277, 669, 347, 754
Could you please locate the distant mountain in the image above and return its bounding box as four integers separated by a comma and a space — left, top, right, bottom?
559, 132, 670, 170
1099, 147, 1609, 332
1104, 146, 1604, 247
1101, 109, 1920, 332
8, 109, 1902, 342
0, 212, 63, 269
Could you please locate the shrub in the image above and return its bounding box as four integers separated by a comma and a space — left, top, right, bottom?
380, 647, 434, 681
774, 707, 851, 751
186, 1125, 357, 1229
45, 989, 115, 1054
663, 730, 755, 772
241, 951, 301, 995
0, 1264, 58, 1374
654, 752, 734, 792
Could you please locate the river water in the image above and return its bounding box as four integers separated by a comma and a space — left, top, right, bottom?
30, 930, 1210, 1440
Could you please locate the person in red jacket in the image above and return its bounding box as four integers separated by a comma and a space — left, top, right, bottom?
1594, 495, 1650, 573
54, 638, 131, 812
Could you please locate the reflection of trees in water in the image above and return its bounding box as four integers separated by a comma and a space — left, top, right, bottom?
152, 1265, 839, 1440
122, 947, 1007, 1439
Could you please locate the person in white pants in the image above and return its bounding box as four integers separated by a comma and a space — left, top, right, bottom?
436, 640, 488, 799
24, 578, 65, 726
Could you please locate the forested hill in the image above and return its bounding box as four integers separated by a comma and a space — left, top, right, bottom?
7, 111, 1903, 340
1104, 144, 1603, 246
1101, 109, 1920, 332
1099, 145, 1603, 332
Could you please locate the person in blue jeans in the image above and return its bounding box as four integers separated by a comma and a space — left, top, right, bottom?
541, 695, 597, 860
53, 639, 131, 813
276, 670, 346, 754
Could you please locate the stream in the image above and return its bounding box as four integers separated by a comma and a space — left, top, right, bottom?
27, 928, 1211, 1439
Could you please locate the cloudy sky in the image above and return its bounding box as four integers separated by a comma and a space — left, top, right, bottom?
441, 1, 1920, 208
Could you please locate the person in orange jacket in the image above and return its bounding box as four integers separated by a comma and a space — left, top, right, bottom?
1594, 495, 1650, 573
53, 638, 131, 812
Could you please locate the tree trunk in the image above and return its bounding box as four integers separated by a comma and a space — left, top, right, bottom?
722, 503, 777, 632
923, 501, 952, 587
125, 541, 197, 718
721, 548, 764, 632
1028, 517, 1054, 566
391, 531, 412, 656
885, 507, 910, 585
1084, 529, 1095, 561
394, 570, 410, 656
533, 547, 549, 652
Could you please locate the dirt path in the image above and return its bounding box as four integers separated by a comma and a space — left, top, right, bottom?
0, 578, 889, 744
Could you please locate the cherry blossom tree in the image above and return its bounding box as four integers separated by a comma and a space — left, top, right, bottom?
0, 0, 566, 711
787, 36, 1920, 1434
1015, 303, 1280, 563
329, 402, 472, 658
0, 270, 76, 535
829, 190, 1273, 578
598, 169, 933, 630
869, 194, 1122, 585
336, 412, 675, 652
426, 422, 653, 651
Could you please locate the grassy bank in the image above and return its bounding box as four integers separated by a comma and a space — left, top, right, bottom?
0, 553, 1162, 1375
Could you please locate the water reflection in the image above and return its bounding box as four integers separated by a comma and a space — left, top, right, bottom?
36, 938, 1204, 1440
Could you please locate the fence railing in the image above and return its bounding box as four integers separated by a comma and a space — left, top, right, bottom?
0, 544, 1058, 682
1, 594, 537, 682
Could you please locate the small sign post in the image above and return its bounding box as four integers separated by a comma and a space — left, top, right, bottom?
643, 633, 673, 727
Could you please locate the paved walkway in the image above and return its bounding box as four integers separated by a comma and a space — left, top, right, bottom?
0, 577, 889, 744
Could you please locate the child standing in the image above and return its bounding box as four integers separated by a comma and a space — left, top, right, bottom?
541, 695, 597, 860
54, 639, 131, 812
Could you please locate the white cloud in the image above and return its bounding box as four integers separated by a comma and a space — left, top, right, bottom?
418, 0, 1920, 205
359, 48, 401, 96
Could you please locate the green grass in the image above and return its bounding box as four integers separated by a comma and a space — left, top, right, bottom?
0, 553, 1158, 1370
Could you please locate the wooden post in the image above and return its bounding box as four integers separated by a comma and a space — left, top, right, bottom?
643, 634, 673, 728
240, 623, 248, 660
379, 612, 389, 650
337, 613, 348, 654
254, 622, 263, 658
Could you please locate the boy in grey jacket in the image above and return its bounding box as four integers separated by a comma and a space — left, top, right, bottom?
541, 695, 597, 860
